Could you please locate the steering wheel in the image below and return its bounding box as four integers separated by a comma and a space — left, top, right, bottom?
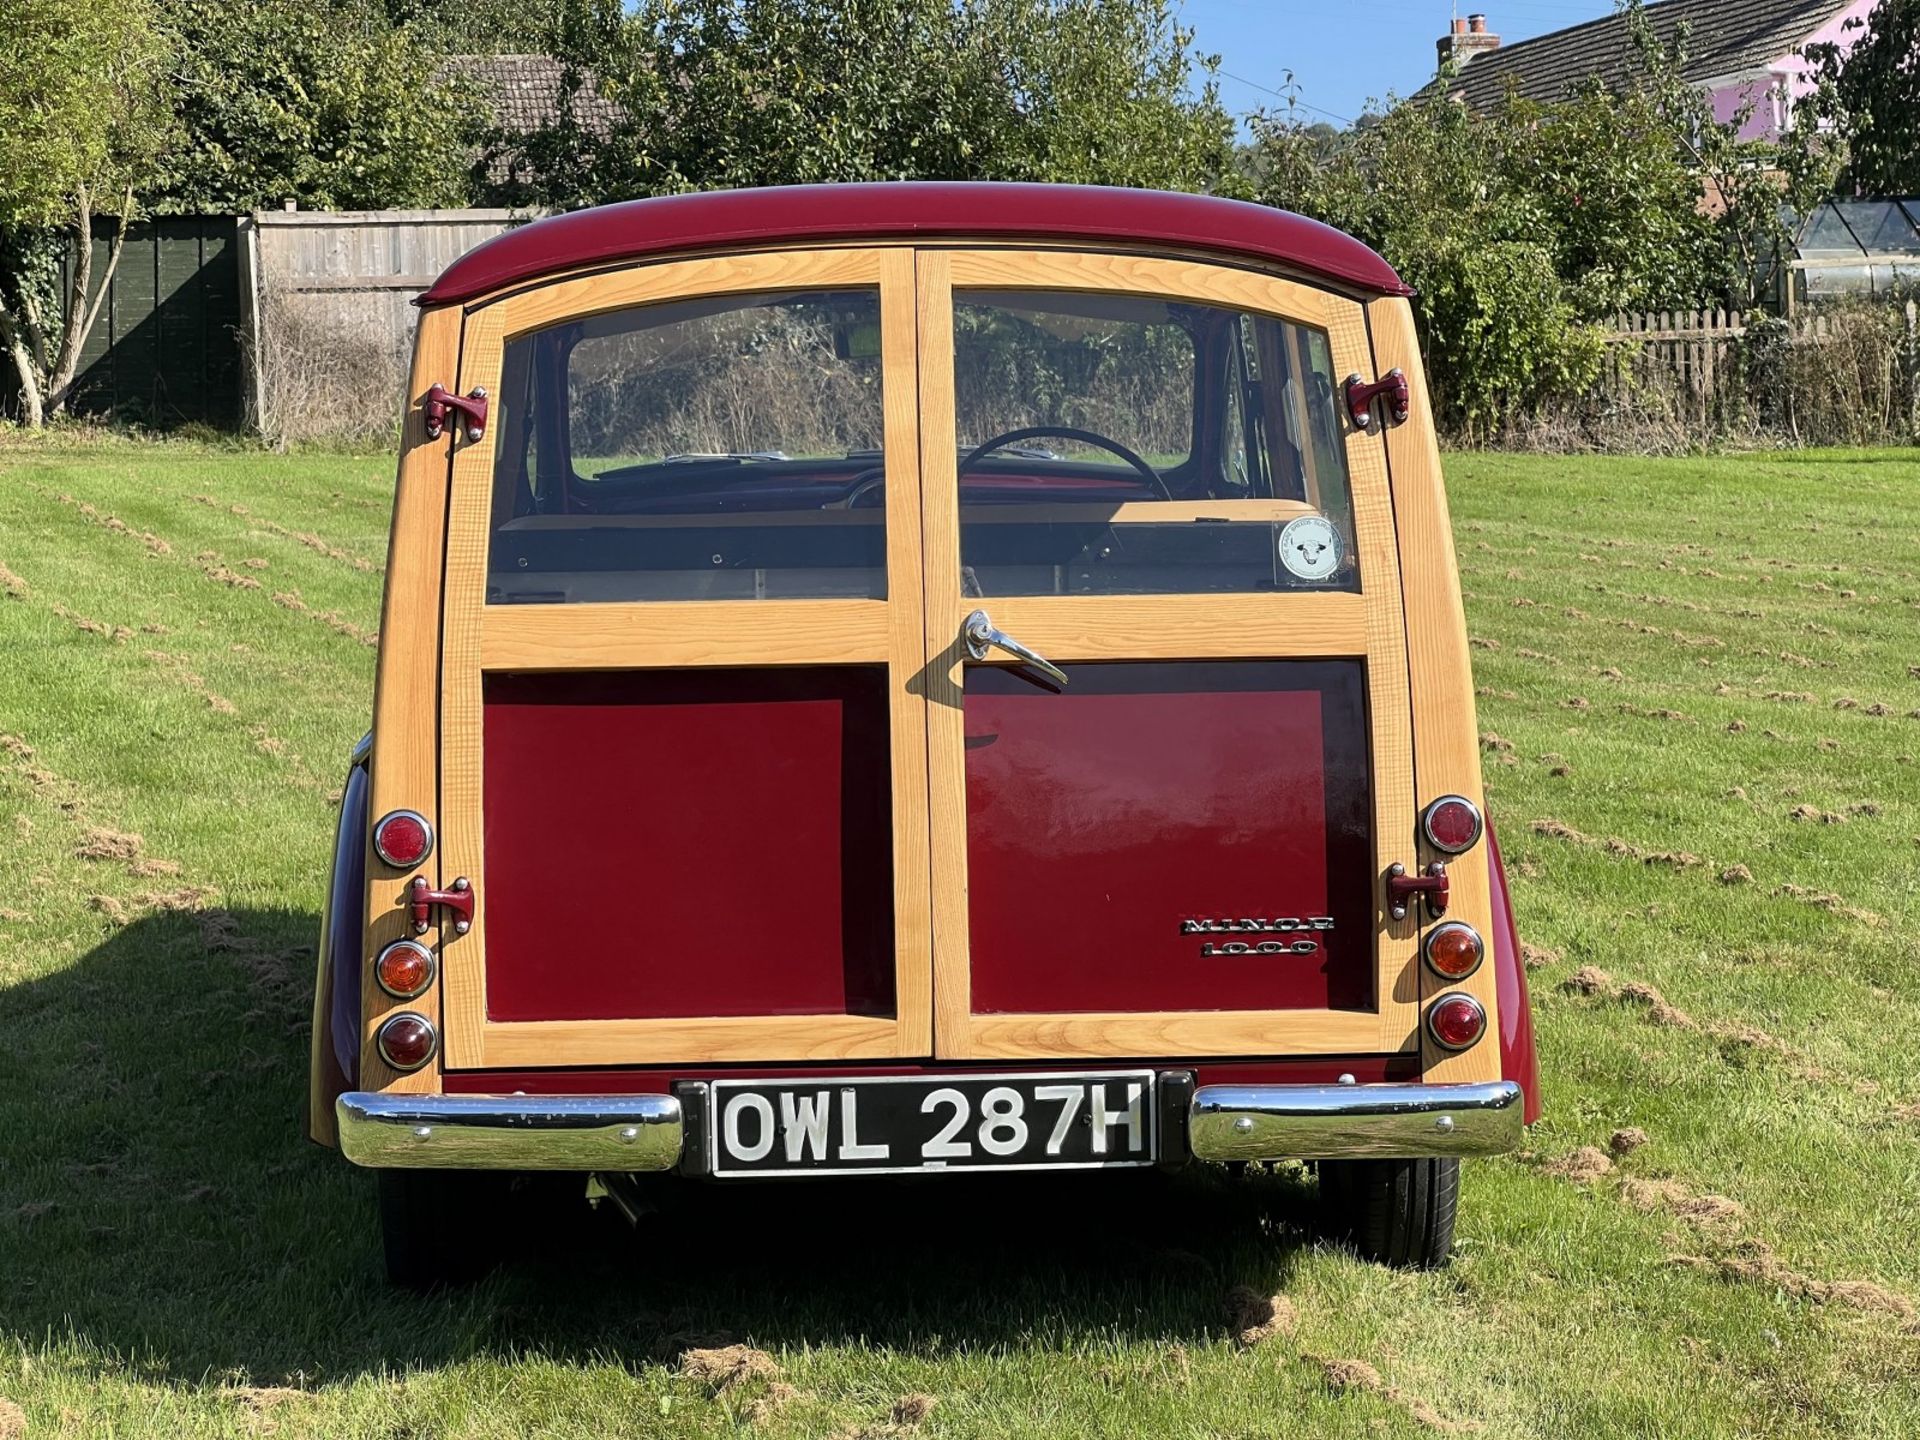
830, 464, 889, 510
960, 425, 1173, 501
831, 425, 1172, 509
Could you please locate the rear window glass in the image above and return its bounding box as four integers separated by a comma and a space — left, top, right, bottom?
484, 279, 1361, 605
488, 289, 888, 604
951, 289, 1358, 596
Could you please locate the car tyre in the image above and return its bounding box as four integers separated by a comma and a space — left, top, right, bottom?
377, 1168, 507, 1291
1316, 1157, 1458, 1269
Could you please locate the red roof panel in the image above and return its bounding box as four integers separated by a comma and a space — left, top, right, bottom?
418, 183, 1409, 306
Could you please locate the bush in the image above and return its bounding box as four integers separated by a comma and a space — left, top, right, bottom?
246, 290, 405, 450
1757, 298, 1920, 447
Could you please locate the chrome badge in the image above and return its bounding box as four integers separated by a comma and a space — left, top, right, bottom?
1182, 916, 1333, 957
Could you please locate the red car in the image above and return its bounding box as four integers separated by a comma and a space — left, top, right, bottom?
306, 183, 1539, 1288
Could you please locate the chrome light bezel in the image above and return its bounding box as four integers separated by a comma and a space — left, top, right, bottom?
376, 1012, 439, 1072
1422, 920, 1486, 982
374, 939, 437, 1000
1420, 794, 1484, 854
1426, 994, 1488, 1052
372, 809, 435, 869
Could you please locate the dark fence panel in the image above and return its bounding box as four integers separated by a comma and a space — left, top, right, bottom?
56, 215, 244, 427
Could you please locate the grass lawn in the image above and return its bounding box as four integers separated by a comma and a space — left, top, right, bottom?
1, 437, 1917, 1438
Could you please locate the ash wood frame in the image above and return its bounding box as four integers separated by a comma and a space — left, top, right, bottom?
357, 304, 463, 1095
433, 247, 934, 1069
917, 249, 1421, 1061
1369, 298, 1503, 1083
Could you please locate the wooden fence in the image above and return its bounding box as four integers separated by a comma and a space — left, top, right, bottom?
1602, 302, 1920, 437
1601, 309, 1748, 427
240, 208, 520, 441
41, 216, 245, 427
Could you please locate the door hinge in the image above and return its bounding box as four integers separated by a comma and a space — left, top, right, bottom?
410, 874, 474, 935
1344, 370, 1409, 431
1386, 861, 1449, 921
423, 383, 489, 442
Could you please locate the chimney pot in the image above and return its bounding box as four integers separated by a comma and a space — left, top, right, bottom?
1438, 13, 1500, 69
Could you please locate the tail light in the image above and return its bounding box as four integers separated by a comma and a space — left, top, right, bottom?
373, 809, 434, 869
376, 1012, 438, 1072
1426, 993, 1487, 1051
1423, 921, 1485, 981
1421, 795, 1483, 854
374, 939, 436, 999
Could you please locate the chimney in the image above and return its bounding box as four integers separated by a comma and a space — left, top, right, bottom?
1437, 11, 1501, 69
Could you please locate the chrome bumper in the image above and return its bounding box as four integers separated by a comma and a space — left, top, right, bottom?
1188, 1081, 1524, 1161
336, 1092, 683, 1171
336, 1079, 1519, 1172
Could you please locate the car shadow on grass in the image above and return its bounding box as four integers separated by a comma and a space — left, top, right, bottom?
0, 908, 1314, 1386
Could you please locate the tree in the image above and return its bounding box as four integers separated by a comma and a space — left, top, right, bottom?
1245, 0, 1852, 431
380, 0, 586, 53
1795, 0, 1920, 195
0, 0, 172, 427
154, 0, 480, 213
1248, 96, 1613, 433
1499, 82, 1720, 319
1620, 0, 1838, 305
503, 0, 1241, 209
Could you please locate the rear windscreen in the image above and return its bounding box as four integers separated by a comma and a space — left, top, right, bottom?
487, 288, 890, 603
948, 289, 1360, 597
484, 279, 1361, 604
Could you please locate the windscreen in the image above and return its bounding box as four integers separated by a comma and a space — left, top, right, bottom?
487, 288, 889, 603
949, 289, 1361, 597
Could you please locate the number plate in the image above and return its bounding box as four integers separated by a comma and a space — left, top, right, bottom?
708, 1071, 1159, 1177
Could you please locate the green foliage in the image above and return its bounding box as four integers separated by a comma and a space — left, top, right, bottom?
1795, 0, 1920, 195
153, 0, 480, 212
380, 0, 586, 53
1618, 0, 1837, 306
1249, 95, 1624, 434
0, 0, 172, 228
1499, 83, 1719, 318
0, 0, 173, 425
470, 0, 642, 208
1247, 0, 1853, 435
502, 0, 1241, 208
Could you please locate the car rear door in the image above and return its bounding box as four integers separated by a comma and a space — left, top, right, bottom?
913, 249, 1422, 1062
429, 248, 936, 1071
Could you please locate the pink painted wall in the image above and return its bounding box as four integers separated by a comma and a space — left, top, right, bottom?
1706, 0, 1879, 140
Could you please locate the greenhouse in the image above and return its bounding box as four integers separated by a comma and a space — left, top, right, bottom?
1785, 198, 1920, 302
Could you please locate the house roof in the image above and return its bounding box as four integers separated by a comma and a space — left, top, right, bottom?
443, 53, 623, 139
1419, 0, 1855, 110
418, 183, 1411, 306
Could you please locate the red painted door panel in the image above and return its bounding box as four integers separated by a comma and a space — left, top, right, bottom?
964, 661, 1373, 1015
481, 668, 896, 1022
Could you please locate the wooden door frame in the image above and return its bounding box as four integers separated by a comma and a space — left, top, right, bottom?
433, 246, 934, 1069
358, 304, 462, 1095
915, 248, 1423, 1062
1369, 297, 1504, 1084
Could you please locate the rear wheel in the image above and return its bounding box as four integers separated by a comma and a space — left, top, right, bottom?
376, 1169, 509, 1290
1316, 1157, 1458, 1268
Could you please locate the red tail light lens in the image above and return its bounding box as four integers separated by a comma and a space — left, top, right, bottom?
373, 809, 433, 869
1427, 993, 1487, 1051
376, 1012, 438, 1072
1423, 921, 1485, 981
374, 939, 436, 999
1421, 795, 1483, 854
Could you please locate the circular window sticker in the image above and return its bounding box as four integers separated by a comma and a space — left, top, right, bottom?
1278, 514, 1341, 582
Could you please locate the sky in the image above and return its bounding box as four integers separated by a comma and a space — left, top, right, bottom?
1179, 0, 1623, 128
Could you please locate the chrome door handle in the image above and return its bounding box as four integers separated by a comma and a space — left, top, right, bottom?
962, 609, 1068, 687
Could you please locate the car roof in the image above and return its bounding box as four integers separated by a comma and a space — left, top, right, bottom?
418, 183, 1410, 306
